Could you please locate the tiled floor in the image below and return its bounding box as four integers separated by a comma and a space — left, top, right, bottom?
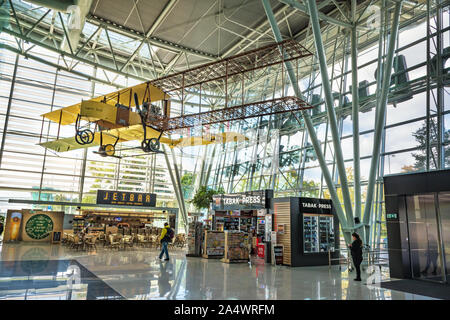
0, 242, 437, 300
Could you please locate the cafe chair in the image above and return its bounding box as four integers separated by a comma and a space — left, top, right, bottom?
109, 234, 121, 250
86, 236, 98, 251
72, 235, 84, 251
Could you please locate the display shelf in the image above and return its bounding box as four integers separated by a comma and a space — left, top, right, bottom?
72, 218, 85, 233
222, 231, 249, 263
256, 217, 265, 237
239, 217, 253, 233
187, 221, 204, 256
303, 214, 334, 253
223, 216, 239, 231
202, 230, 225, 258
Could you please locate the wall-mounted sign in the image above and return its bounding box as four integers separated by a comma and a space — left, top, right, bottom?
277, 224, 285, 234
9, 211, 22, 241
299, 197, 333, 214
25, 214, 54, 240
96, 190, 157, 207
257, 209, 267, 216
212, 189, 273, 210
386, 213, 398, 220
4, 210, 64, 243
273, 245, 284, 265
271, 231, 277, 244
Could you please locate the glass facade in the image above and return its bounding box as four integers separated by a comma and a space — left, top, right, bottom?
0, 48, 177, 215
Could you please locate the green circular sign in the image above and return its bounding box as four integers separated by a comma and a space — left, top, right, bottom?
25, 214, 54, 240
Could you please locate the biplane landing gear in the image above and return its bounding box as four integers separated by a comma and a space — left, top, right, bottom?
141, 138, 160, 153
98, 144, 115, 157
75, 129, 94, 145
94, 132, 120, 158
74, 115, 95, 145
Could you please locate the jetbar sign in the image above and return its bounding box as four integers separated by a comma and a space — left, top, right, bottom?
96, 190, 157, 207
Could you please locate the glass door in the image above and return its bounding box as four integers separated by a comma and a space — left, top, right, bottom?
437, 193, 450, 283
405, 194, 444, 282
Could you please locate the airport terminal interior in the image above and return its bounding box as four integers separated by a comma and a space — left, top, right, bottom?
0, 0, 449, 301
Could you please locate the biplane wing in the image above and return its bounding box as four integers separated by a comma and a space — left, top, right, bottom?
39, 124, 167, 152
39, 130, 125, 153
40, 123, 248, 153
41, 82, 169, 125
173, 132, 249, 148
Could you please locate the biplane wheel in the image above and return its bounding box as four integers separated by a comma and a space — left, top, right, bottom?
75, 129, 94, 145
103, 144, 115, 157
142, 138, 160, 153
148, 138, 160, 152
141, 139, 151, 153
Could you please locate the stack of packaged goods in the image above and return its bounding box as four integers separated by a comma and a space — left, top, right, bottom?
187, 222, 203, 257
187, 222, 196, 255
203, 230, 225, 258
222, 231, 249, 262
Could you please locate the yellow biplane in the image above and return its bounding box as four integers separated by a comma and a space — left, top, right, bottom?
39, 82, 247, 158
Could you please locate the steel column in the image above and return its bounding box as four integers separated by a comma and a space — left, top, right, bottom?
351, 0, 361, 221
170, 147, 189, 233
362, 0, 404, 243
436, 0, 445, 169
262, 0, 352, 244
162, 144, 188, 234
0, 54, 19, 168
306, 0, 354, 227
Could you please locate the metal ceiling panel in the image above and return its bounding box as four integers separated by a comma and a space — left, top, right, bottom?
91, 0, 169, 33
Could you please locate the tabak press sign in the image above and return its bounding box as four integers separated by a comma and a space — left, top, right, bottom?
212, 190, 268, 210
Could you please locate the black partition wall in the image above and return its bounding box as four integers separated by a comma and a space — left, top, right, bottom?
384, 170, 450, 283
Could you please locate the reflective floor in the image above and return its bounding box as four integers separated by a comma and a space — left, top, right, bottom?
0, 242, 437, 300
0, 259, 124, 300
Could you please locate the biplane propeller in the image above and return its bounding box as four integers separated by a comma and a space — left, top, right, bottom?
38, 82, 248, 159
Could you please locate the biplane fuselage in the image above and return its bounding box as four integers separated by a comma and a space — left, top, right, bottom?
81, 100, 142, 130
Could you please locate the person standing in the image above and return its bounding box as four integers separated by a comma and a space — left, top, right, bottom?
349, 232, 363, 281
159, 222, 173, 261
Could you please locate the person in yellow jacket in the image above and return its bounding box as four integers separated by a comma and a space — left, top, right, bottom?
159, 223, 172, 261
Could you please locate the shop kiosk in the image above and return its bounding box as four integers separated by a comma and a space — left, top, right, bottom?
273, 197, 340, 267
211, 190, 274, 256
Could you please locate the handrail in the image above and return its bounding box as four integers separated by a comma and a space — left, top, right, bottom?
328, 247, 390, 269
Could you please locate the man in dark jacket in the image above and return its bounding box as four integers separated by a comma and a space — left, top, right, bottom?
159, 223, 172, 261
349, 232, 363, 281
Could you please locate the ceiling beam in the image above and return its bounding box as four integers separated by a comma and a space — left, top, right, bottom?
279, 0, 353, 29
87, 14, 218, 61
120, 0, 179, 72
221, 3, 289, 57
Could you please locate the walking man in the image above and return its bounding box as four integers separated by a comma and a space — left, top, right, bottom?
159, 222, 173, 261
